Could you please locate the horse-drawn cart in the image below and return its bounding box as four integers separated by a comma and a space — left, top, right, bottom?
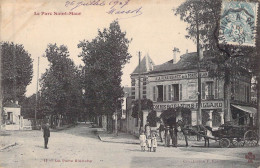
212, 124, 259, 148
183, 123, 259, 148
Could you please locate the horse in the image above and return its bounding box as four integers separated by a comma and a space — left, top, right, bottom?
177, 120, 213, 147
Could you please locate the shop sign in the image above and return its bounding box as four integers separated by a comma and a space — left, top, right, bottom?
150, 72, 208, 81
153, 101, 223, 111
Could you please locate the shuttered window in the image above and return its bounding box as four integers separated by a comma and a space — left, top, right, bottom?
179, 84, 182, 100
202, 83, 205, 99
153, 86, 156, 101
163, 85, 167, 101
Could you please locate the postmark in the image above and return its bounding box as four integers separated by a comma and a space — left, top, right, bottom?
219, 0, 258, 46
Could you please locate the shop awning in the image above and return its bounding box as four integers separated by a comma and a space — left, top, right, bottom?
231, 104, 257, 114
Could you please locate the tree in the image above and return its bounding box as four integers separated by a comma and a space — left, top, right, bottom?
40, 44, 82, 126
21, 94, 44, 119
147, 110, 160, 127
78, 20, 131, 129
175, 0, 258, 122
1, 42, 33, 103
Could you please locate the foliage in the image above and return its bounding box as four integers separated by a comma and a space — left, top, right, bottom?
131, 98, 153, 118
21, 93, 45, 119
40, 44, 83, 123
146, 110, 160, 127
1, 42, 33, 103
78, 20, 131, 116
175, 0, 258, 80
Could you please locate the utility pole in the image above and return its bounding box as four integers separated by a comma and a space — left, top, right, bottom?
196, 8, 202, 125
138, 51, 141, 133
35, 56, 39, 127
0, 44, 3, 129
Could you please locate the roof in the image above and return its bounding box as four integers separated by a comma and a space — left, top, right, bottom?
4, 102, 21, 108
131, 54, 155, 74
152, 52, 198, 73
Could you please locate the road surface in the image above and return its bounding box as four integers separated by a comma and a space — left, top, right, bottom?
0, 123, 259, 168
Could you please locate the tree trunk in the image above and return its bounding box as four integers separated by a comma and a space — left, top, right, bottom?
224, 70, 231, 123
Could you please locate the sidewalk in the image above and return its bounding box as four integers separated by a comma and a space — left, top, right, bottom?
0, 130, 17, 151
0, 124, 77, 151
97, 131, 220, 147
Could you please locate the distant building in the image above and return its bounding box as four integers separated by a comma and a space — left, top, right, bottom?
3, 101, 31, 130
129, 52, 256, 131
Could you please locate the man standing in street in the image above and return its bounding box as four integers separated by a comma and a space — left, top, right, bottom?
42, 123, 50, 149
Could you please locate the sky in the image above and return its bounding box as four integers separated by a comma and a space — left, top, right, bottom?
1, 0, 196, 97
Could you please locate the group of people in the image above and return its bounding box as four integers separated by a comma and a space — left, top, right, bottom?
139, 121, 180, 151
139, 122, 158, 152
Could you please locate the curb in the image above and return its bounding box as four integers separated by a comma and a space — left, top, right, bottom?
0, 142, 17, 151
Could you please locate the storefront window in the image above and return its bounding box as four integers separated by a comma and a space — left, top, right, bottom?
212, 111, 221, 127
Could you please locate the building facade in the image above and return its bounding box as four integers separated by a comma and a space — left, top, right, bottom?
130, 52, 256, 129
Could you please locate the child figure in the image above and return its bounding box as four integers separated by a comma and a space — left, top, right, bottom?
146, 136, 152, 152
151, 133, 157, 152
139, 132, 146, 152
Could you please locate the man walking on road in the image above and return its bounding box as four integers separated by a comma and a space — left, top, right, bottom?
42, 123, 50, 149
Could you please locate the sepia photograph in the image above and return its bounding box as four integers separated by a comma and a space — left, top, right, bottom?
0, 0, 260, 167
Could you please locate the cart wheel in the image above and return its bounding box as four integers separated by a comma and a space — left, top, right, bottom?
244, 130, 259, 147
231, 138, 245, 147
219, 138, 230, 148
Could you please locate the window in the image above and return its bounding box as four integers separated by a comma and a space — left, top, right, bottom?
215, 79, 219, 99
163, 85, 167, 101
206, 81, 214, 100
168, 84, 181, 101
131, 91, 135, 100
202, 83, 205, 99
168, 85, 172, 101
143, 77, 147, 85
172, 84, 179, 101
131, 78, 135, 86
179, 84, 182, 100
143, 95, 146, 99
153, 86, 157, 101
202, 82, 214, 100
212, 111, 221, 127
157, 85, 163, 102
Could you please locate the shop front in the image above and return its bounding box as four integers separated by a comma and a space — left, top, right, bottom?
153, 100, 224, 128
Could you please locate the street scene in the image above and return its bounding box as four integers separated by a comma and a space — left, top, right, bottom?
1, 123, 259, 168
1, 0, 260, 168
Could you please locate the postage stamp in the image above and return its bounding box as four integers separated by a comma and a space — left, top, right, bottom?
219, 0, 258, 46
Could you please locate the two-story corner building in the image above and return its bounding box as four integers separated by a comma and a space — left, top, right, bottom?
128, 54, 155, 134
130, 54, 155, 100
130, 51, 256, 130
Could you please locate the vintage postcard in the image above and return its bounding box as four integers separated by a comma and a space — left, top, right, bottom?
0, 0, 259, 168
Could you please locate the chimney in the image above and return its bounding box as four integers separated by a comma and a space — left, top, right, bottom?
186, 49, 188, 54
172, 47, 179, 64
15, 101, 18, 105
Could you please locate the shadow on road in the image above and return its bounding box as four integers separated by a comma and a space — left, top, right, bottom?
57, 123, 100, 140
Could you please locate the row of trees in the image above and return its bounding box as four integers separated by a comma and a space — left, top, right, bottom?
0, 42, 33, 125
0, 21, 131, 129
